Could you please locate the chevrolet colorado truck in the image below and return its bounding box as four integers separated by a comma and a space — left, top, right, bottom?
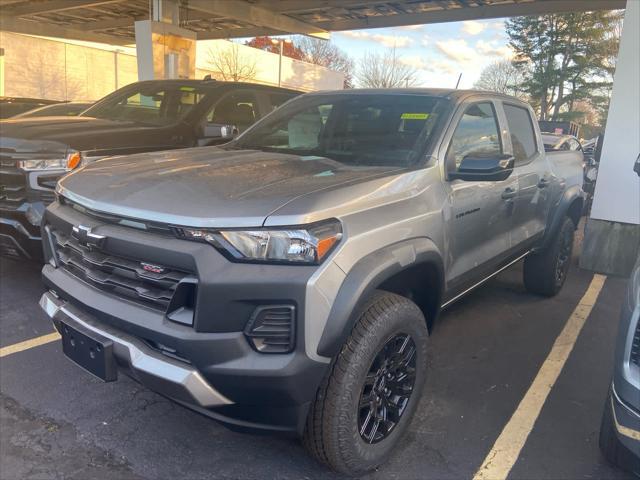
38, 89, 584, 475
0, 79, 300, 260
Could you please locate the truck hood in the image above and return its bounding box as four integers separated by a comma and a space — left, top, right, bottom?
58, 147, 403, 228
0, 116, 161, 153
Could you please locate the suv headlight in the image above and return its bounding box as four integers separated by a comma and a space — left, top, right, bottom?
176, 220, 342, 264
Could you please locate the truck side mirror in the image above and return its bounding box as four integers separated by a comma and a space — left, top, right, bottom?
449, 155, 515, 182
198, 123, 238, 146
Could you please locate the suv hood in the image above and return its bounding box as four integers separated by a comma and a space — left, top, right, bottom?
58, 147, 403, 228
0, 116, 161, 152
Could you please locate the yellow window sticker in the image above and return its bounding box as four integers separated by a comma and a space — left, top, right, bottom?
180, 86, 195, 92
401, 113, 429, 120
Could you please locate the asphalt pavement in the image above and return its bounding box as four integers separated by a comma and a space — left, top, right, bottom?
0, 238, 634, 480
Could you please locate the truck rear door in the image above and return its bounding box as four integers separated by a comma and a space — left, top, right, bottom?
499, 102, 553, 250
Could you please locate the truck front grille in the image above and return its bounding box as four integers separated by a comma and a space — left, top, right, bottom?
0, 154, 59, 208
51, 228, 194, 312
0, 157, 26, 209
631, 319, 640, 367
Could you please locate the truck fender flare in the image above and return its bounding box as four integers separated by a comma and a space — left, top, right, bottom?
316, 237, 444, 358
540, 185, 584, 250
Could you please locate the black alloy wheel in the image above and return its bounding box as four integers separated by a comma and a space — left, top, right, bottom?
358, 333, 417, 444
555, 225, 573, 286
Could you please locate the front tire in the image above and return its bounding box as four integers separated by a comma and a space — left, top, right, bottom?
303, 291, 428, 475
523, 216, 575, 297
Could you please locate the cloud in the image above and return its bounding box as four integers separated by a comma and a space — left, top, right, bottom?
476, 40, 514, 59
398, 24, 424, 31
461, 20, 486, 35
340, 31, 370, 39
421, 35, 430, 47
338, 30, 411, 48
400, 55, 428, 70
371, 34, 411, 48
435, 39, 475, 62
424, 60, 460, 76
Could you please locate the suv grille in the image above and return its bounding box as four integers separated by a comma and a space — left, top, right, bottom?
50, 228, 194, 312
631, 320, 640, 367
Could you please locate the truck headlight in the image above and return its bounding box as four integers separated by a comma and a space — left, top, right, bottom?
177, 220, 342, 264
18, 158, 67, 171
18, 152, 80, 171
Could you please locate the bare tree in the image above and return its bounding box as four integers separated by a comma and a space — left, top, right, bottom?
473, 60, 527, 99
355, 47, 420, 89
295, 37, 355, 88
206, 42, 258, 82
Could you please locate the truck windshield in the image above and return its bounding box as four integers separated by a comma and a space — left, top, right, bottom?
232, 94, 445, 167
83, 84, 211, 126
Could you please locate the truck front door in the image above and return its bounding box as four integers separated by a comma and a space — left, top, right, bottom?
442, 100, 518, 295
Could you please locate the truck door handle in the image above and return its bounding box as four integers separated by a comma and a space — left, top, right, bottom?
501, 187, 517, 200
538, 178, 550, 188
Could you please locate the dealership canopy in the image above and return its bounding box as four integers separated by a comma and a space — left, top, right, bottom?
0, 0, 625, 45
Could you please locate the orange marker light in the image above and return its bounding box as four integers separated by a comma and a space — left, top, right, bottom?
317, 235, 339, 261
66, 152, 82, 170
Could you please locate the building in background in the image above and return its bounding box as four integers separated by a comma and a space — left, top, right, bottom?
0, 32, 343, 102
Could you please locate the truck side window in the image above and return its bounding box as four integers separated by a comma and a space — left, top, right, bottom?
503, 104, 538, 164
447, 102, 501, 170
207, 91, 258, 133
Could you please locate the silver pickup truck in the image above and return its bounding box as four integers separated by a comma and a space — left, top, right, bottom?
38, 89, 584, 475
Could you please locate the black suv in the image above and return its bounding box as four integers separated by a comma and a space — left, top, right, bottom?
0, 79, 301, 259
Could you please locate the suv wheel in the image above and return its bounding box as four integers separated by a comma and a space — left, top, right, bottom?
303, 290, 428, 475
523, 216, 575, 297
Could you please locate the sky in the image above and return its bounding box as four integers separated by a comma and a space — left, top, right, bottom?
329, 18, 513, 89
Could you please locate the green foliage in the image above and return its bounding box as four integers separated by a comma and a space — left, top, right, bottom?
506, 10, 623, 125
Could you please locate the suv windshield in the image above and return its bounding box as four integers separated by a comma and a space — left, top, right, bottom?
83, 84, 211, 126
232, 94, 445, 167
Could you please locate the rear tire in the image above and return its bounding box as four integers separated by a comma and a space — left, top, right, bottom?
523, 216, 575, 297
303, 290, 428, 475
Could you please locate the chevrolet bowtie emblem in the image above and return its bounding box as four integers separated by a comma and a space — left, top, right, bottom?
71, 225, 106, 249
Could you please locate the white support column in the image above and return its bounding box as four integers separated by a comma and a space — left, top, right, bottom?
135, 0, 196, 81
0, 48, 4, 97
581, 0, 640, 276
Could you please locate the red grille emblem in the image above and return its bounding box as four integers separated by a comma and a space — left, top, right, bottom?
141, 262, 165, 274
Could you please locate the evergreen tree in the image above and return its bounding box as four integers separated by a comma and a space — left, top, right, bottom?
506, 11, 622, 122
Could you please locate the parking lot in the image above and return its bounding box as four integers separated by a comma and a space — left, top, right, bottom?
0, 234, 634, 480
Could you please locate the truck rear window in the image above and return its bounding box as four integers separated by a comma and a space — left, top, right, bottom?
233, 94, 445, 168
83, 84, 211, 126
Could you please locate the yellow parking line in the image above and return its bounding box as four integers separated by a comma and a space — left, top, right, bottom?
473, 274, 607, 480
0, 331, 61, 358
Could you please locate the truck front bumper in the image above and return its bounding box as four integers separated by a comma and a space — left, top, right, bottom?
40, 262, 330, 435
0, 202, 45, 260
40, 291, 232, 408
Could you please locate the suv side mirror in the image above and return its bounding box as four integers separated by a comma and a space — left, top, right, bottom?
634, 153, 640, 177
449, 154, 515, 182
